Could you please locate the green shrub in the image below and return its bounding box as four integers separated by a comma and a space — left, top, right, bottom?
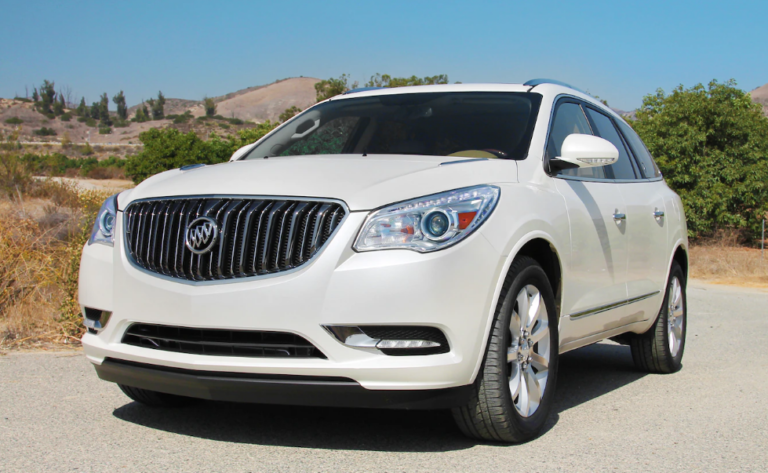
80, 143, 94, 156
60, 113, 72, 122
631, 79, 768, 241
218, 123, 230, 129
13, 97, 32, 103
77, 116, 88, 123
173, 112, 193, 124
227, 117, 243, 125
85, 118, 97, 127
4, 117, 23, 125
113, 120, 129, 128
33, 127, 57, 136
98, 126, 112, 135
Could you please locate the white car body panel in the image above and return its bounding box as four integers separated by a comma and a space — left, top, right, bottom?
79, 82, 688, 395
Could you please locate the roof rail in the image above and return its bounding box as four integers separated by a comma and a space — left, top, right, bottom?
524, 79, 584, 93
343, 87, 385, 95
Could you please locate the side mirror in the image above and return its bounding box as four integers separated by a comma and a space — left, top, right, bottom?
549, 134, 619, 173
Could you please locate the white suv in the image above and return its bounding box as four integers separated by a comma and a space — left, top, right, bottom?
79, 80, 688, 443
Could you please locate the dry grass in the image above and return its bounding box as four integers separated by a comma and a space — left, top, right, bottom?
0, 171, 108, 349
689, 244, 768, 287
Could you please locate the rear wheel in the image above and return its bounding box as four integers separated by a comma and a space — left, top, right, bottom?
452, 256, 559, 443
630, 261, 687, 373
119, 384, 199, 407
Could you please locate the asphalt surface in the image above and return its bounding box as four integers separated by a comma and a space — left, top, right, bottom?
1, 282, 767, 472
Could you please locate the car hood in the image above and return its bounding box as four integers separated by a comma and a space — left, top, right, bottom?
121, 155, 517, 211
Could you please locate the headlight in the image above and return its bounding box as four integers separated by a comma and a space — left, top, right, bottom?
89, 194, 118, 246
353, 185, 500, 253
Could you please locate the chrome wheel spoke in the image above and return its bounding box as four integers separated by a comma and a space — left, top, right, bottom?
517, 371, 530, 416
530, 324, 549, 344
509, 363, 521, 398
526, 291, 541, 331
666, 276, 684, 357
524, 367, 542, 414
516, 290, 530, 329
530, 352, 549, 371
507, 346, 517, 364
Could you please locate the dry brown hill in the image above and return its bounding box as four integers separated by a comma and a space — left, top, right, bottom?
749, 83, 768, 116
127, 98, 200, 118
187, 77, 320, 122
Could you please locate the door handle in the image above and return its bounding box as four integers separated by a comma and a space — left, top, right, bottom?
653, 209, 665, 218
613, 212, 626, 221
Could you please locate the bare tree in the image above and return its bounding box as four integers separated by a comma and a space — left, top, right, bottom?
61, 85, 75, 108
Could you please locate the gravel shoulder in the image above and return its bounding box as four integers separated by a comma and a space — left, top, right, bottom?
1, 284, 766, 472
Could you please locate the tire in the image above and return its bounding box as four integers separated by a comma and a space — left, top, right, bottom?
118, 384, 199, 407
452, 256, 559, 443
630, 261, 687, 374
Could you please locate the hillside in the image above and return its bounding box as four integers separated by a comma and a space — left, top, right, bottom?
749, 82, 768, 115
0, 77, 320, 145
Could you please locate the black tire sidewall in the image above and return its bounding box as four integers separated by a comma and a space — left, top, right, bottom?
663, 262, 687, 369
493, 259, 559, 433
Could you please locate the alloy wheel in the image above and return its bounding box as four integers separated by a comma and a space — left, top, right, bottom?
667, 276, 685, 357
507, 284, 551, 417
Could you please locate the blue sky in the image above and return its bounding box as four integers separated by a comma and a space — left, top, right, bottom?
1, 0, 765, 111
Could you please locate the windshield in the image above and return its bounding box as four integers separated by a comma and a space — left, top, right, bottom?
243, 92, 542, 160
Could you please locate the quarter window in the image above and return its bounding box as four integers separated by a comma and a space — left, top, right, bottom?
616, 120, 662, 179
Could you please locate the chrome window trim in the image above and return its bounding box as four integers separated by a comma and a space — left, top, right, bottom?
569, 291, 661, 319
121, 194, 350, 286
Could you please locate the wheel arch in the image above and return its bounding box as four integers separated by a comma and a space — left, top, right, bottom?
469, 232, 565, 384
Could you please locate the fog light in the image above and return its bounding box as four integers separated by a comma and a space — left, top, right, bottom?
376, 339, 441, 349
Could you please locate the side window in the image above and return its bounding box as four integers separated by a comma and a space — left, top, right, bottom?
546, 102, 606, 179
584, 108, 637, 180
616, 120, 662, 178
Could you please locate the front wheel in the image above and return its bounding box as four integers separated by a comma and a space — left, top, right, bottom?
630, 261, 687, 373
452, 256, 559, 443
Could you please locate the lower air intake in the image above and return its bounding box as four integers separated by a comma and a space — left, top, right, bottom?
122, 323, 326, 359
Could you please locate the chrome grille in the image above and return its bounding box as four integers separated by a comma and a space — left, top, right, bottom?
123, 197, 346, 281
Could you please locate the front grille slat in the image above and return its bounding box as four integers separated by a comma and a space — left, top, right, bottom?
124, 197, 346, 282
122, 323, 326, 359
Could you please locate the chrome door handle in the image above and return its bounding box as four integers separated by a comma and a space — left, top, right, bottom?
653, 209, 665, 218
613, 212, 626, 221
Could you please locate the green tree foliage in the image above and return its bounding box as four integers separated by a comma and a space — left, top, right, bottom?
53, 94, 64, 116
113, 91, 127, 120
149, 91, 166, 119
315, 74, 358, 102
125, 123, 279, 183
76, 97, 87, 117
32, 88, 39, 102
204, 97, 216, 117
279, 106, 301, 123
98, 93, 111, 126
90, 102, 100, 121
124, 128, 233, 183
39, 80, 56, 114
630, 80, 768, 241
133, 102, 150, 122
365, 73, 449, 88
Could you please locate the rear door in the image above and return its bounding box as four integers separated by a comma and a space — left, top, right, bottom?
614, 119, 669, 321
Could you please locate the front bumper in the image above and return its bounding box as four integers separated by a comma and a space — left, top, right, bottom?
80, 211, 504, 394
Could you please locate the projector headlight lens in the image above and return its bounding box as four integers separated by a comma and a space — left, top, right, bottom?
353, 185, 500, 253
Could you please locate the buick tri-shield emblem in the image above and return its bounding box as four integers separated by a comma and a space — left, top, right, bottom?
185, 217, 219, 254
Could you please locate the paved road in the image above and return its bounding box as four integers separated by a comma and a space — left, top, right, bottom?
1, 282, 766, 472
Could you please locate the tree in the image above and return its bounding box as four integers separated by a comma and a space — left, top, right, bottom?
133, 102, 150, 122
32, 88, 39, 102
39, 80, 56, 114
124, 128, 232, 183
315, 74, 358, 102
90, 102, 100, 121
630, 79, 768, 241
150, 91, 166, 119
279, 106, 301, 123
76, 97, 87, 117
203, 97, 216, 117
113, 91, 127, 120
99, 93, 111, 126
365, 73, 449, 88
53, 93, 64, 116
